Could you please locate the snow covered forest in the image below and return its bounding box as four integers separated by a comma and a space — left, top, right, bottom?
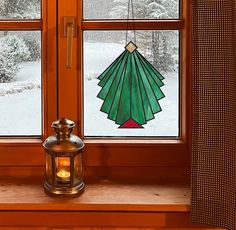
0, 0, 179, 137
0, 0, 40, 19
84, 0, 179, 72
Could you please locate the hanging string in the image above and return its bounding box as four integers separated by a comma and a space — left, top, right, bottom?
125, 0, 136, 44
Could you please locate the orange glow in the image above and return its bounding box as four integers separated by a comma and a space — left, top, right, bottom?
59, 157, 70, 167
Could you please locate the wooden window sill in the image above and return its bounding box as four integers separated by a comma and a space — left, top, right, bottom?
0, 173, 224, 229
0, 175, 190, 212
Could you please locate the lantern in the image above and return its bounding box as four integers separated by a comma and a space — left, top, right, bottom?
43, 118, 85, 195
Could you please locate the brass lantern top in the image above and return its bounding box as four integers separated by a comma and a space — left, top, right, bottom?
43, 118, 84, 155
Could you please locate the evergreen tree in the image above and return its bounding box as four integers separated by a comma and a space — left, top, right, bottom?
17, 32, 41, 61
0, 35, 30, 82
0, 39, 18, 83
4, 35, 30, 63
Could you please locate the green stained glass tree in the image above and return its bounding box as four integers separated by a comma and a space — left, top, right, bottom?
97, 41, 165, 128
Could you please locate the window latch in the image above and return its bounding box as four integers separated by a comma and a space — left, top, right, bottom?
64, 16, 76, 69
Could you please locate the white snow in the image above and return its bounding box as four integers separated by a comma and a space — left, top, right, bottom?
0, 61, 41, 136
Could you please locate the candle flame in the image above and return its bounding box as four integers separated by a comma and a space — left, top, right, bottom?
57, 169, 70, 179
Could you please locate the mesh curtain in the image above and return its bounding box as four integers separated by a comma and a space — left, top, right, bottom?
191, 1, 236, 230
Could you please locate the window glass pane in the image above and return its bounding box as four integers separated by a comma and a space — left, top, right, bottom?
83, 0, 179, 19
84, 30, 179, 137
0, 0, 41, 19
0, 31, 41, 136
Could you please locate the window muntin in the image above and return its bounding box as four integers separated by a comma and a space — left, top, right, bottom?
83, 0, 179, 20
83, 30, 179, 137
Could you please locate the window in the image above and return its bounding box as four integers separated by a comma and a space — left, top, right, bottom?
0, 3, 41, 136
81, 0, 191, 169
0, 0, 57, 161
0, 0, 191, 172
0, 31, 42, 136
84, 30, 179, 137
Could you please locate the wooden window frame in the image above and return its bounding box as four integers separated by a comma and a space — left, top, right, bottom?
78, 0, 192, 171
0, 0, 192, 177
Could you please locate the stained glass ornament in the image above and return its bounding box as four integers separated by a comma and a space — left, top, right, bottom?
97, 41, 165, 128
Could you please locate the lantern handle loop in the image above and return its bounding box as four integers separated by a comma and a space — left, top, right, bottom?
52, 118, 75, 139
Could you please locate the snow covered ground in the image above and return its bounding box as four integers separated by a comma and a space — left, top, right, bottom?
0, 42, 179, 137
0, 61, 41, 136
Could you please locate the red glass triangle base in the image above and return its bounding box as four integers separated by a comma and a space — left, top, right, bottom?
119, 119, 143, 128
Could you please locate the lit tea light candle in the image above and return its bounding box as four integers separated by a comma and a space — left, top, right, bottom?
57, 169, 70, 181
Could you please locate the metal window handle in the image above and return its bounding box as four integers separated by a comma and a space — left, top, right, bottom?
64, 17, 76, 69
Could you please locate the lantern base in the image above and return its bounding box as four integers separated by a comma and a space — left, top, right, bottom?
44, 181, 85, 196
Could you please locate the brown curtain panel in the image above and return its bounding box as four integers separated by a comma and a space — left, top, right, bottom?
191, 0, 236, 230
